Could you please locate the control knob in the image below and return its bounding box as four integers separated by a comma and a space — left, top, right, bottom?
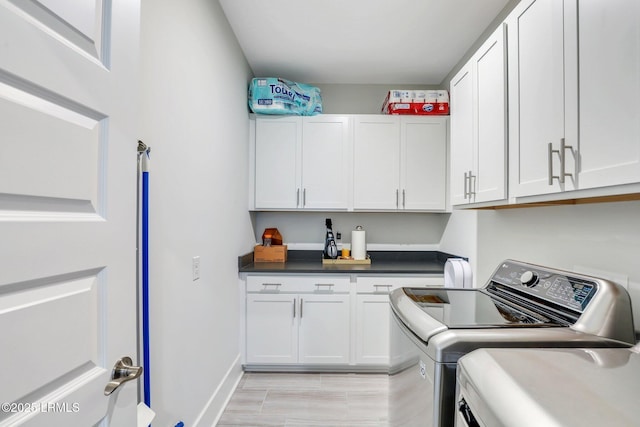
520, 271, 539, 287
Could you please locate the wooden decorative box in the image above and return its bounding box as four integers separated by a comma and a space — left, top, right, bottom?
254, 245, 288, 263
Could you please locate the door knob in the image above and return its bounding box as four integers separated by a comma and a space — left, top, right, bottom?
104, 356, 143, 395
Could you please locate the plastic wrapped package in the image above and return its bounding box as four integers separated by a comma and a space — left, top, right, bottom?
249, 77, 322, 116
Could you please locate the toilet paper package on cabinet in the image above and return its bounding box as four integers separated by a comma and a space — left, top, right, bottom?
381, 89, 449, 115
249, 77, 322, 116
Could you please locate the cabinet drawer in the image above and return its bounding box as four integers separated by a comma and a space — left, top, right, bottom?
247, 275, 351, 293
356, 276, 443, 294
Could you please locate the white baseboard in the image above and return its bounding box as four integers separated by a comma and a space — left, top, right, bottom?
193, 353, 243, 427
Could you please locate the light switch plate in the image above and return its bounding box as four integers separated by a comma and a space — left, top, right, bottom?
192, 256, 200, 281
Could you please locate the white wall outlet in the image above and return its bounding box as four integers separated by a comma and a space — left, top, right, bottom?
192, 256, 200, 281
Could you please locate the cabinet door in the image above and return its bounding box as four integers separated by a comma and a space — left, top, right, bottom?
298, 294, 350, 364
301, 116, 350, 209
355, 294, 390, 365
508, 0, 573, 197
246, 293, 298, 364
474, 24, 507, 203
401, 117, 447, 210
354, 116, 401, 209
255, 117, 302, 209
450, 63, 475, 205
577, 0, 640, 189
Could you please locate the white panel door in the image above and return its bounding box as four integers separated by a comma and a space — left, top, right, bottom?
0, 1, 139, 426
508, 0, 571, 197
355, 294, 390, 365
301, 116, 350, 209
401, 117, 447, 210
474, 24, 507, 203
245, 294, 298, 364
577, 0, 640, 189
254, 116, 302, 209
353, 116, 400, 210
298, 294, 350, 364
449, 64, 474, 205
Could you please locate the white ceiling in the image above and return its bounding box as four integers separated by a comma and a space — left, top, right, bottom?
218, 0, 511, 85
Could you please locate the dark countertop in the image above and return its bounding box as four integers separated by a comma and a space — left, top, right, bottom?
238, 250, 462, 275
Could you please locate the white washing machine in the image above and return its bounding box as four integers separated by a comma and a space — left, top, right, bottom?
456, 345, 640, 427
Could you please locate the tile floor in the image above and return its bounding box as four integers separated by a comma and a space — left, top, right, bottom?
216, 372, 390, 426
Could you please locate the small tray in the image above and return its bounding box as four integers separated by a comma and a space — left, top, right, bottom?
322, 255, 371, 265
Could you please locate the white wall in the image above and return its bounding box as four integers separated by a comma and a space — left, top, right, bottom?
475, 201, 640, 331
254, 211, 449, 248
439, 210, 479, 282
314, 84, 441, 114
139, 0, 255, 425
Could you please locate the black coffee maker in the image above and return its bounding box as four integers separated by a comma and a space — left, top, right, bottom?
323, 218, 338, 259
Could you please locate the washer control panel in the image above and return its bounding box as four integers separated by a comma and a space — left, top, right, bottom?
490, 261, 597, 312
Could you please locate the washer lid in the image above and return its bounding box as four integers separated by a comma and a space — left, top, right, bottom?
457, 347, 640, 427
399, 288, 565, 328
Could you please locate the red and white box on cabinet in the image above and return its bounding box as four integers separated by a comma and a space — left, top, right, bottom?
382, 89, 449, 115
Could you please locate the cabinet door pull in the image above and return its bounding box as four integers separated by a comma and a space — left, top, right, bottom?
463, 172, 469, 199
396, 189, 399, 208
262, 283, 282, 291
315, 283, 335, 291
373, 284, 392, 292
293, 298, 296, 318
300, 298, 303, 318
402, 189, 406, 208
296, 188, 300, 207
559, 138, 573, 184
548, 142, 560, 185
469, 171, 476, 198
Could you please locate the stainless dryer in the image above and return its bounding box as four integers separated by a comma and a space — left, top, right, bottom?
456, 346, 640, 427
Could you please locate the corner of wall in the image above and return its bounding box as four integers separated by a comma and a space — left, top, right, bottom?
194, 354, 244, 427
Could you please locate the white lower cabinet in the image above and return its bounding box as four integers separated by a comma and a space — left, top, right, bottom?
245, 274, 442, 370
298, 294, 350, 364
245, 275, 350, 366
246, 293, 298, 364
355, 293, 391, 365
354, 276, 443, 366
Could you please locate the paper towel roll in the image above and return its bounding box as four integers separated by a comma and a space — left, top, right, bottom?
351, 226, 366, 260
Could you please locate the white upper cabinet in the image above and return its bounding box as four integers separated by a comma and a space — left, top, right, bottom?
450, 63, 474, 205
508, 0, 640, 200
254, 115, 350, 210
507, 0, 576, 198
450, 24, 507, 206
301, 115, 350, 209
253, 114, 447, 211
354, 115, 447, 211
353, 115, 401, 209
401, 117, 447, 210
576, 0, 640, 189
255, 116, 302, 209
